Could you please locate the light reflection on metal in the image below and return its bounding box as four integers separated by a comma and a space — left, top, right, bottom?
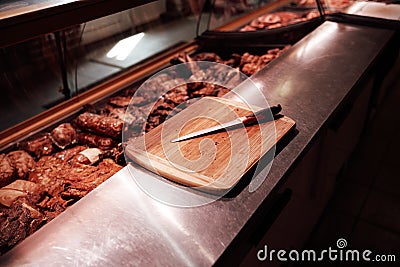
294, 22, 338, 60
154, 203, 214, 264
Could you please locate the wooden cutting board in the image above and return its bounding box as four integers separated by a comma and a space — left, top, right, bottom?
126, 97, 295, 192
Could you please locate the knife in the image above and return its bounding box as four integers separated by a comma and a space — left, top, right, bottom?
171, 104, 282, 143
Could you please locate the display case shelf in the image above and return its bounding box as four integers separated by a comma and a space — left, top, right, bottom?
0, 0, 155, 47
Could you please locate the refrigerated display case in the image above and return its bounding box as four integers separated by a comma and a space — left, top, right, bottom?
0, 0, 303, 255
0, 0, 399, 265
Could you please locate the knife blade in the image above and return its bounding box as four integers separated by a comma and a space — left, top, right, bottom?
170, 104, 282, 143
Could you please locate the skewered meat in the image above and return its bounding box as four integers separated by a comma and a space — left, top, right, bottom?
77, 132, 115, 150
50, 123, 77, 149
74, 112, 123, 138
7, 150, 35, 179
19, 133, 54, 158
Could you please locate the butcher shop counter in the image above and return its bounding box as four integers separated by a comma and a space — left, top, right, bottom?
0, 21, 396, 266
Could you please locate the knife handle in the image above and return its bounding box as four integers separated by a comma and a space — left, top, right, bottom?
242, 104, 282, 125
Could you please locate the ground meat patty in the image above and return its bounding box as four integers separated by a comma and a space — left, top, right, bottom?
7, 151, 35, 180
0, 154, 15, 188
18, 133, 54, 158
74, 112, 123, 138
50, 123, 77, 149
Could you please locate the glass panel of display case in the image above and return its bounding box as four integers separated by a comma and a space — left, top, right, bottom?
0, 0, 205, 132
73, 0, 205, 92
0, 35, 64, 131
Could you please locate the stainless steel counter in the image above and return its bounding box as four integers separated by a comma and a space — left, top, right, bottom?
0, 21, 395, 266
